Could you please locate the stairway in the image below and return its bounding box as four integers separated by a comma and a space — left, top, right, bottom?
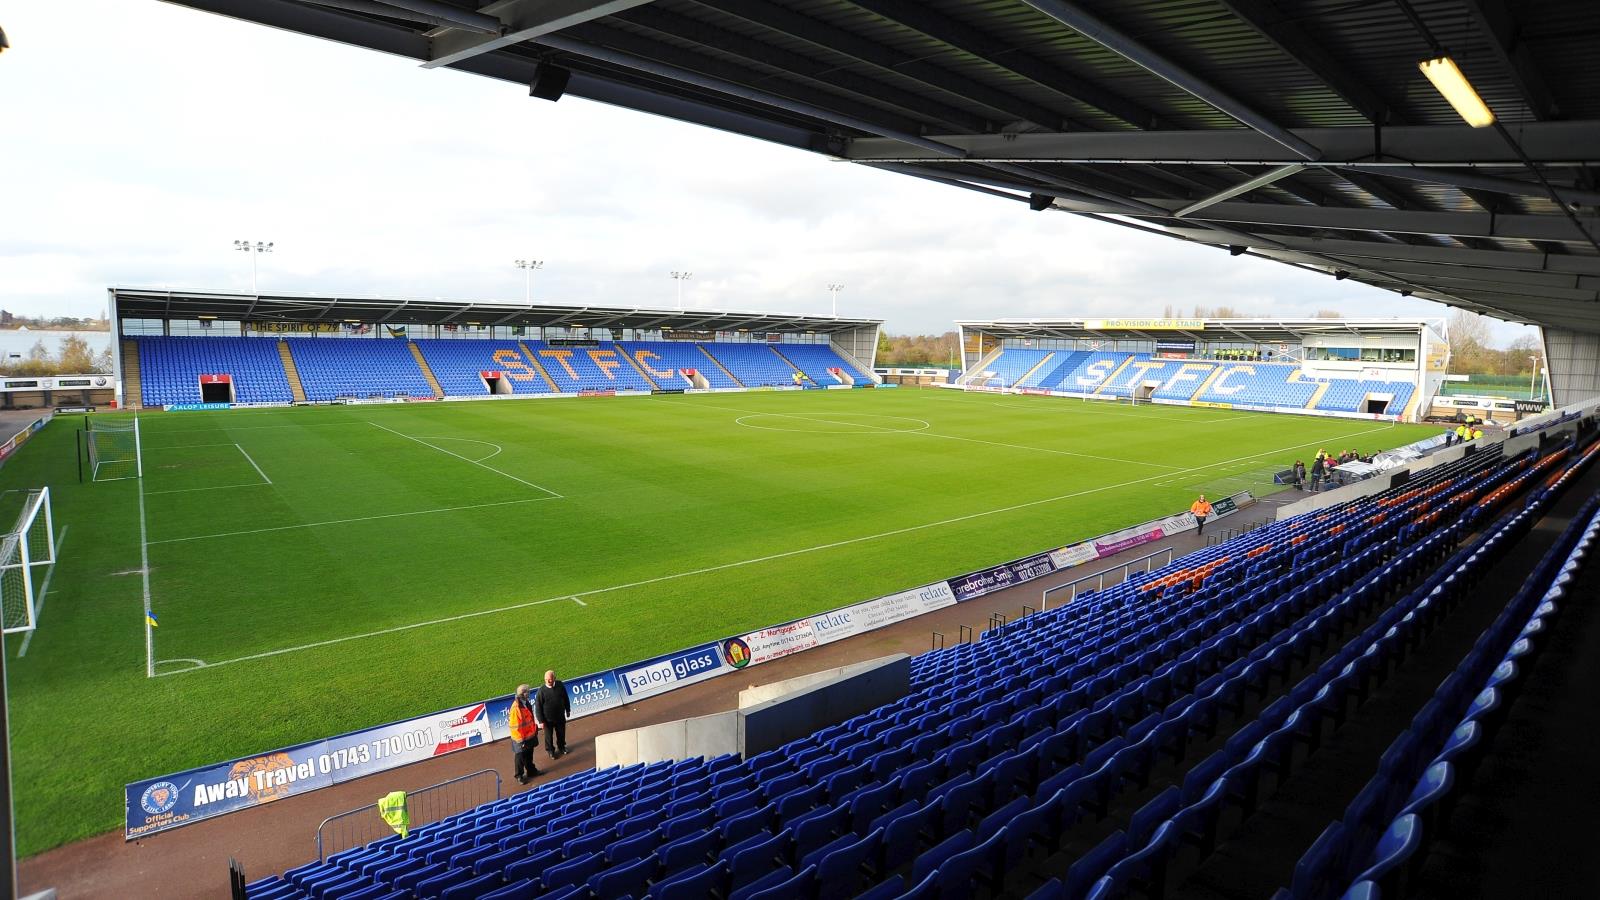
406, 342, 445, 399
763, 345, 809, 383
120, 339, 143, 409
276, 340, 307, 403
516, 342, 560, 392
1092, 354, 1136, 396
699, 345, 746, 387
1306, 379, 1332, 410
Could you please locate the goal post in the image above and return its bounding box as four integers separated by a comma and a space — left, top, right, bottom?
1, 487, 56, 634
87, 417, 142, 482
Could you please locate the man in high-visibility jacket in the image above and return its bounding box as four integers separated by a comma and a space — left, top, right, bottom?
1191, 494, 1215, 536
508, 684, 539, 785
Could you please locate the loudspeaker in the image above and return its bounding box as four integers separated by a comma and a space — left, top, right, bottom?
530, 64, 571, 102
1028, 193, 1056, 212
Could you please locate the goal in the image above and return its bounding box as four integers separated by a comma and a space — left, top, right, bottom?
87, 417, 143, 482
1, 488, 56, 634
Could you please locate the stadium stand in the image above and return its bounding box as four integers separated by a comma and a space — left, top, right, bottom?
619, 342, 739, 390
286, 339, 434, 402
1312, 379, 1416, 416
242, 428, 1600, 900
1094, 359, 1189, 400
701, 344, 802, 388
413, 340, 555, 396
1192, 362, 1320, 410
966, 348, 1053, 388
134, 336, 295, 407
520, 342, 653, 393
1044, 352, 1132, 394
776, 344, 876, 386
1030, 351, 1092, 390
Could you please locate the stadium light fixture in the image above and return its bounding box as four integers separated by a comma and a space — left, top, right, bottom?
234, 239, 274, 293
827, 283, 844, 318
514, 259, 543, 305
0, 25, 10, 53
670, 271, 693, 311
1419, 56, 1495, 127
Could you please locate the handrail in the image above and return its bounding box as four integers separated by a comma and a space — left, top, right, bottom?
315, 768, 501, 861
1041, 547, 1175, 610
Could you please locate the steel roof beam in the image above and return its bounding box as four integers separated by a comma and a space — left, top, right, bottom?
1176, 164, 1305, 217
613, 7, 991, 133
1463, 0, 1559, 120
1335, 164, 1600, 207
843, 121, 1600, 164
842, 0, 1159, 129
532, 31, 969, 158
1156, 229, 1600, 278
1213, 0, 1405, 125
424, 0, 654, 69
692, 0, 1068, 130
1019, 0, 1320, 160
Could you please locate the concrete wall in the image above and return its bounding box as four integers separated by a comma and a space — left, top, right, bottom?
591, 653, 911, 767
740, 654, 910, 757
1274, 441, 1497, 520
592, 710, 740, 769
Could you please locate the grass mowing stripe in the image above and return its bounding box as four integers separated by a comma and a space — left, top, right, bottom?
366, 420, 561, 497
146, 495, 561, 544
154, 416, 1398, 674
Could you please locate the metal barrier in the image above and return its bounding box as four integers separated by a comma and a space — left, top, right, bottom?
315, 768, 502, 861
1040, 547, 1175, 610
930, 631, 945, 651
958, 624, 974, 643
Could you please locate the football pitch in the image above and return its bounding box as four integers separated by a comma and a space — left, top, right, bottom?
2, 389, 1434, 853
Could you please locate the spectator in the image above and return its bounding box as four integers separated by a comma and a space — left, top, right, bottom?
535, 670, 571, 760
1190, 494, 1215, 535
1310, 455, 1325, 491
1293, 460, 1307, 490
508, 684, 539, 784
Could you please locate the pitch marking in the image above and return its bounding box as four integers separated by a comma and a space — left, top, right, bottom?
148, 496, 561, 545
368, 422, 560, 497
236, 444, 272, 484
146, 483, 274, 496
414, 436, 504, 462
572, 597, 588, 607
152, 420, 1397, 676
734, 413, 930, 434
15, 524, 68, 658
139, 475, 154, 679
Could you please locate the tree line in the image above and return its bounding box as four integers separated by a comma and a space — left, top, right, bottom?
1, 335, 114, 377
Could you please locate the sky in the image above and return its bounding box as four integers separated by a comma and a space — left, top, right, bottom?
1, 0, 1536, 343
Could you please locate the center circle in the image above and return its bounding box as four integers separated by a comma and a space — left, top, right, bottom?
734, 413, 931, 434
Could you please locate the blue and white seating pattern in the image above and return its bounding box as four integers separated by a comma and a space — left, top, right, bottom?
1030, 351, 1093, 390
287, 339, 434, 402
1191, 362, 1318, 409
135, 336, 294, 406
967, 349, 1053, 388
778, 344, 875, 386
1313, 380, 1415, 416
414, 341, 554, 396
618, 342, 738, 389
245, 433, 1598, 900
703, 344, 802, 388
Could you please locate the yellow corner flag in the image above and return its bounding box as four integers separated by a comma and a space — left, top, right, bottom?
145, 611, 159, 628
378, 791, 409, 838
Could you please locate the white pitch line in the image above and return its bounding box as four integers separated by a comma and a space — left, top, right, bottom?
368, 421, 560, 498
236, 443, 272, 485
148, 495, 561, 545
153, 419, 1396, 676
651, 397, 1179, 470
146, 483, 275, 496
415, 436, 504, 462
572, 597, 588, 607
16, 525, 69, 658
922, 391, 1252, 424
139, 476, 154, 679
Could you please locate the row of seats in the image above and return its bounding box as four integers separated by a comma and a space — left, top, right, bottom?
134, 336, 295, 406
966, 349, 1414, 415
130, 338, 875, 404
1287, 450, 1600, 900
243, 436, 1564, 900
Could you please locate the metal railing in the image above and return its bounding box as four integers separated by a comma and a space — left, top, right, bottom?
315, 768, 502, 861
1040, 547, 1176, 610
1204, 519, 1272, 546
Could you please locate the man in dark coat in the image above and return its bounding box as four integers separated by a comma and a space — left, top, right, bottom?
534, 670, 571, 759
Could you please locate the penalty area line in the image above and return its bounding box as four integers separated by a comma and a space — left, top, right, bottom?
368, 421, 560, 498
154, 419, 1396, 677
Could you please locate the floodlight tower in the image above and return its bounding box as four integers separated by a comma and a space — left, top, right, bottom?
827, 283, 844, 318
670, 271, 692, 311
514, 259, 543, 304
233, 240, 274, 293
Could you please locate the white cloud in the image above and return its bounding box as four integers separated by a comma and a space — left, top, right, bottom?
0, 0, 1537, 345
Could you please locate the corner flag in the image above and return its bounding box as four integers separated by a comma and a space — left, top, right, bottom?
146, 612, 159, 628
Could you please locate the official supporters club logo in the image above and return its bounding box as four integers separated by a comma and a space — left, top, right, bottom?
141, 781, 181, 816
721, 637, 751, 669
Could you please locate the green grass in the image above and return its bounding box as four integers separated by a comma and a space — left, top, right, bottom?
2, 390, 1434, 854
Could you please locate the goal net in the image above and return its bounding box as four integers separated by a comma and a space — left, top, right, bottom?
88, 417, 142, 482
1, 488, 56, 634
